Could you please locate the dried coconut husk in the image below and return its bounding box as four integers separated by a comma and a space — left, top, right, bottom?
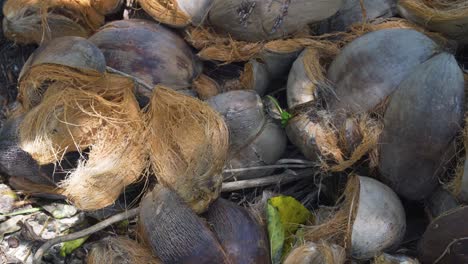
89, 19, 203, 97
2, 0, 108, 44
138, 185, 229, 263
92, 0, 124, 15
207, 0, 343, 42
283, 242, 345, 264
146, 86, 228, 213
373, 253, 420, 264
18, 72, 147, 210
304, 176, 405, 260
398, 0, 468, 44
192, 74, 220, 99
88, 236, 161, 264
138, 0, 213, 27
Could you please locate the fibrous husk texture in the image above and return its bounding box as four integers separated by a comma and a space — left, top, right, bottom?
138, 0, 190, 27
284, 242, 346, 264
88, 236, 161, 264
18, 65, 147, 211
2, 0, 119, 44
146, 86, 229, 213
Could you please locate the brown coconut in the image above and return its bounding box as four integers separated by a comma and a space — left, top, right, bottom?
398, 0, 468, 44
88, 236, 161, 264
283, 242, 345, 264
138, 185, 229, 263
2, 0, 116, 44
418, 206, 468, 263
146, 86, 229, 213
89, 19, 203, 97
207, 90, 286, 180
379, 52, 465, 200
204, 198, 270, 263
138, 0, 213, 27
207, 0, 343, 42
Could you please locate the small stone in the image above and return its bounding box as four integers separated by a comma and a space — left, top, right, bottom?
42, 203, 78, 219
0, 184, 16, 214
7, 236, 19, 248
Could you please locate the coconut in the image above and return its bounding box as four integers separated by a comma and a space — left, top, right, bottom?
88, 237, 161, 264
207, 90, 286, 180
207, 0, 343, 42
92, 0, 123, 15
326, 28, 439, 115
137, 0, 213, 27
379, 52, 465, 200
398, 0, 468, 44
204, 198, 270, 263
373, 253, 420, 264
138, 185, 229, 263
89, 19, 203, 97
283, 242, 345, 264
304, 176, 406, 260
2, 0, 116, 44
418, 206, 468, 263
318, 0, 397, 33
146, 86, 228, 213
425, 188, 459, 220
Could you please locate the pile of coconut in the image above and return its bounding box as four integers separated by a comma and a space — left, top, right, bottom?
1, 0, 468, 263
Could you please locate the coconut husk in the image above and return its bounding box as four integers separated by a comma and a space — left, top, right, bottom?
2, 0, 106, 44
398, 0, 468, 43
146, 86, 228, 213
88, 236, 161, 264
192, 74, 220, 100
137, 0, 190, 27
92, 0, 124, 15
18, 71, 146, 210
284, 242, 346, 264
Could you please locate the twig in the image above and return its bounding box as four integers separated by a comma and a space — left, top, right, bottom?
0, 207, 41, 217
105, 66, 153, 91
434, 237, 468, 263
221, 169, 314, 192
223, 164, 314, 173
33, 208, 139, 264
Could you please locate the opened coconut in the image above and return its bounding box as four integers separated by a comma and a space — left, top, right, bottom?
398, 0, 468, 44
2, 0, 122, 44
89, 19, 204, 98
379, 52, 465, 200
138, 0, 213, 27
305, 176, 406, 260
207, 0, 343, 42
207, 90, 286, 180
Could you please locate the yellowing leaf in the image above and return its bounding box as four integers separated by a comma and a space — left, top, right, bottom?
267, 196, 313, 264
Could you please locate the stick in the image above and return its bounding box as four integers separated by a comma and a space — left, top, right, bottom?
221, 170, 314, 192
33, 208, 139, 264
105, 66, 153, 91
223, 164, 314, 173
434, 237, 468, 263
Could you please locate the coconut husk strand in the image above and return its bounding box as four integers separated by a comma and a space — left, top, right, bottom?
89, 19, 203, 97
207, 90, 286, 180
379, 52, 465, 201
373, 253, 420, 264
207, 0, 343, 42
2, 0, 107, 44
398, 0, 468, 44
304, 176, 406, 260
326, 28, 439, 115
88, 236, 161, 264
137, 0, 213, 27
17, 36, 106, 111
418, 206, 468, 263
318, 0, 397, 33
283, 242, 345, 264
146, 86, 228, 213
204, 198, 270, 264
138, 185, 229, 263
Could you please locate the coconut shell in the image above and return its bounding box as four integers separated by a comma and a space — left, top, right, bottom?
327, 29, 439, 115
92, 0, 124, 15
242, 60, 270, 96
89, 19, 202, 96
88, 236, 161, 264
204, 198, 270, 264
208, 0, 343, 42
351, 176, 406, 259
318, 0, 397, 33
2, 0, 105, 44
379, 52, 465, 200
373, 253, 419, 264
138, 185, 228, 263
418, 206, 468, 263
398, 0, 468, 44
425, 188, 459, 220
284, 242, 345, 264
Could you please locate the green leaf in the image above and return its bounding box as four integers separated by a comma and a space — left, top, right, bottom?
59, 236, 89, 257
266, 196, 313, 263
280, 111, 292, 127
